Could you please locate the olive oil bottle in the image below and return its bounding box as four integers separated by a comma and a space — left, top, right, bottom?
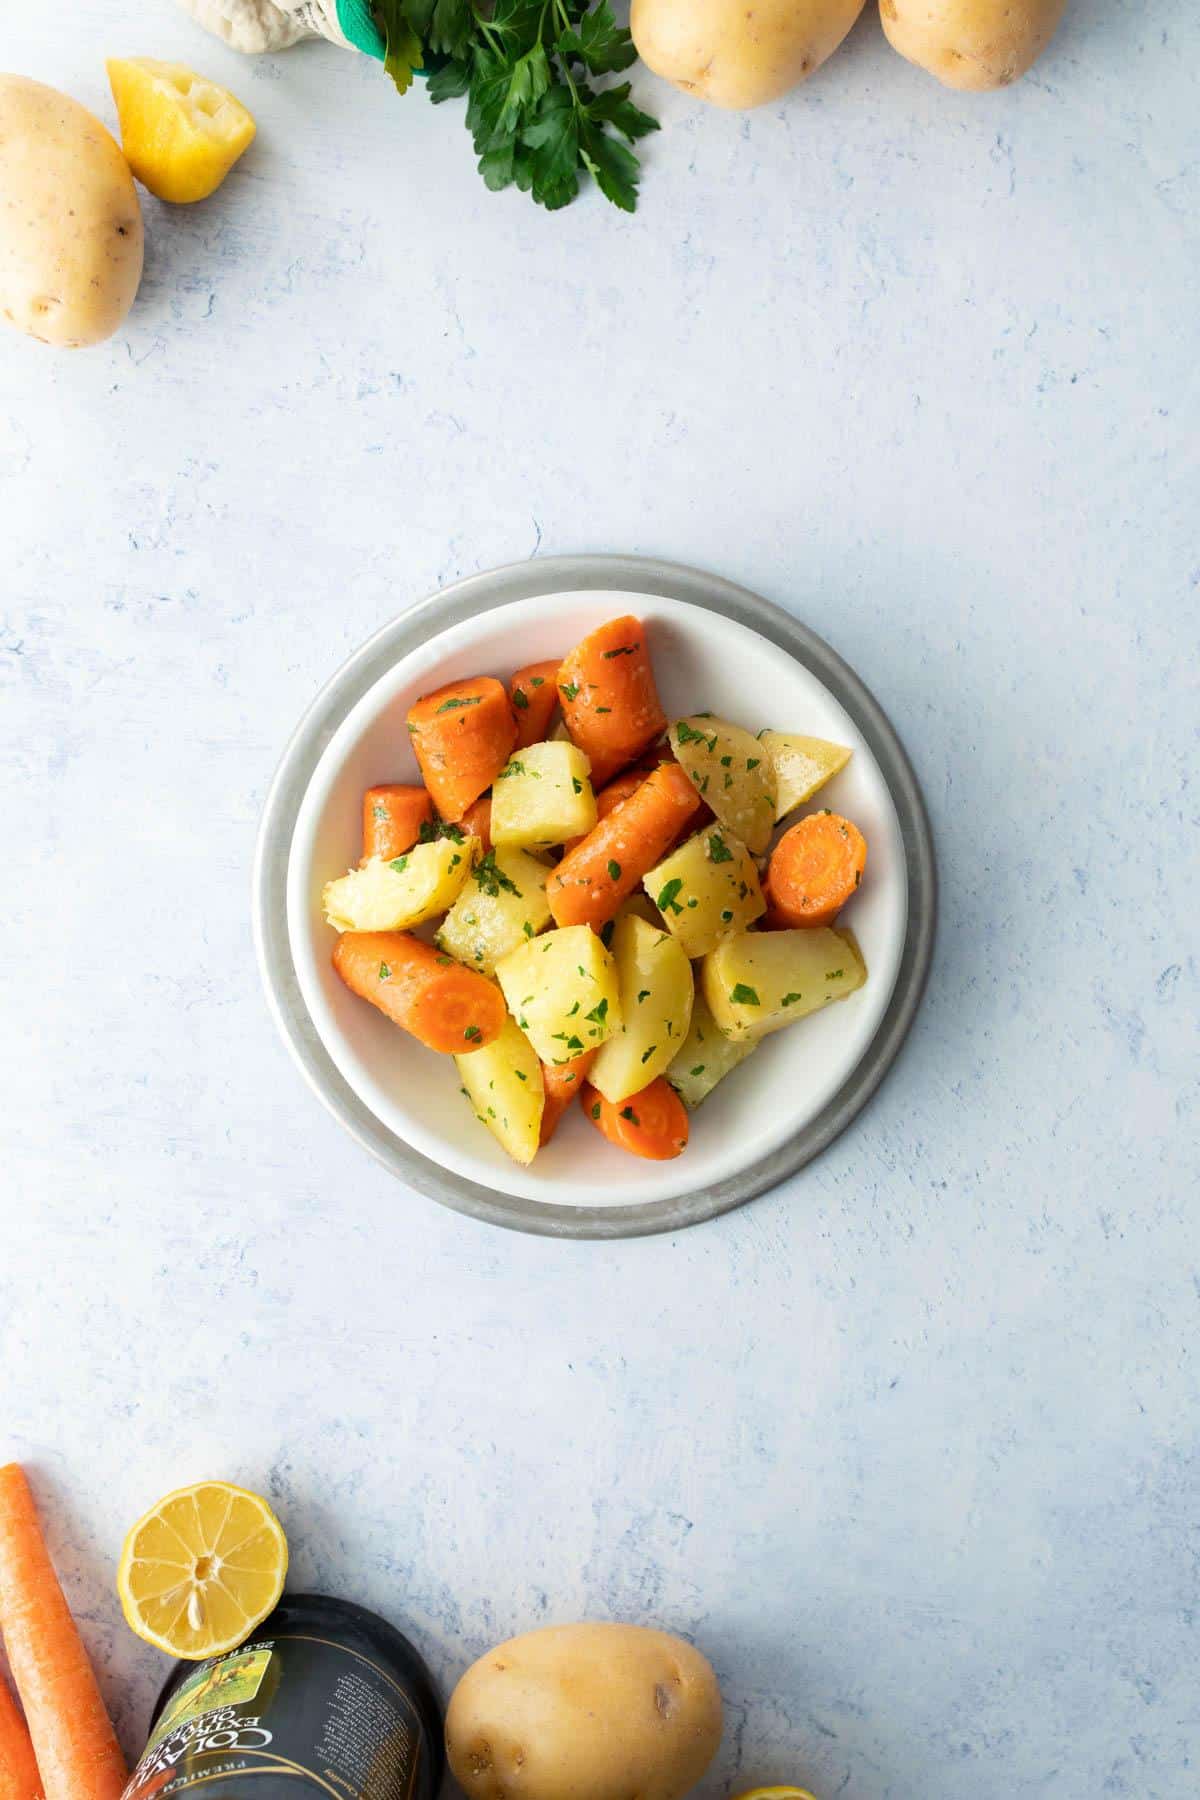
121, 1593, 443, 1798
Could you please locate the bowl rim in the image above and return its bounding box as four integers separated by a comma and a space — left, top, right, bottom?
252, 554, 937, 1240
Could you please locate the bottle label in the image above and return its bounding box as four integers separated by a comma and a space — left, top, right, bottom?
122, 1631, 428, 1798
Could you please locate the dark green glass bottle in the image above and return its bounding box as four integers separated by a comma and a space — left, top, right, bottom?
122, 1593, 444, 1799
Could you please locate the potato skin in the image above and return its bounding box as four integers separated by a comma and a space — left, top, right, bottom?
0, 75, 143, 347
632, 0, 866, 109
880, 0, 1068, 89
446, 1622, 722, 1800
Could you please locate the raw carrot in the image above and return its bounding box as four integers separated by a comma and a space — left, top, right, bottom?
539, 1048, 596, 1145
561, 770, 644, 855
0, 1464, 126, 1800
333, 931, 506, 1054
0, 1673, 41, 1800
361, 785, 434, 863
557, 616, 667, 786
547, 763, 703, 931
764, 811, 867, 928
583, 1077, 689, 1161
510, 660, 560, 750
459, 796, 493, 853
407, 677, 517, 823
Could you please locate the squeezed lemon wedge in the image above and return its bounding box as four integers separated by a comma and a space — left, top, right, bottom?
118, 1481, 287, 1658
107, 59, 256, 203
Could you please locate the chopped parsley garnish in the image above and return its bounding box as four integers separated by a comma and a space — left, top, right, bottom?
472, 851, 521, 897
372, 803, 388, 822
515, 1068, 527, 1080
781, 992, 802, 1007
720, 754, 732, 767
591, 1102, 601, 1119
389, 856, 409, 872
530, 675, 545, 687
585, 998, 609, 1027
729, 983, 760, 1006
378, 962, 391, 980
436, 694, 481, 713
607, 859, 621, 880
595, 705, 611, 714
636, 989, 650, 1003
572, 776, 583, 793
656, 877, 684, 915
824, 969, 844, 981
708, 833, 733, 864
418, 819, 467, 844
560, 680, 580, 701
640, 1045, 656, 1063
674, 720, 708, 745
512, 687, 529, 709
496, 760, 526, 779
746, 756, 761, 770
690, 1064, 705, 1077
603, 642, 638, 658
619, 1105, 639, 1123
463, 1024, 482, 1041
523, 921, 535, 937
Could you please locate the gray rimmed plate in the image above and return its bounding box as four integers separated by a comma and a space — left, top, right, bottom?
253, 556, 935, 1238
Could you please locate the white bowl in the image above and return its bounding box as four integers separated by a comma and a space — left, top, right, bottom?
286, 588, 909, 1211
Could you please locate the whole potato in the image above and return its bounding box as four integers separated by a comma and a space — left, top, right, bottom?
880, 0, 1068, 89
631, 0, 867, 109
0, 75, 143, 348
446, 1622, 722, 1800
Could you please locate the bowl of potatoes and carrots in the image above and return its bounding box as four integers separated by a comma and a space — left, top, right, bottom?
281, 581, 919, 1217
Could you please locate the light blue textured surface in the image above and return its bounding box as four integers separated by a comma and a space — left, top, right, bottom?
1, 4, 1197, 1796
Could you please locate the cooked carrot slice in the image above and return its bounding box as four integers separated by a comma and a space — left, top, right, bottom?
333, 930, 505, 1054
764, 811, 867, 928
557, 616, 667, 786
460, 795, 493, 852
582, 1076, 689, 1161
538, 1048, 596, 1145
408, 677, 517, 822
510, 659, 561, 749
362, 784, 434, 863
548, 762, 702, 931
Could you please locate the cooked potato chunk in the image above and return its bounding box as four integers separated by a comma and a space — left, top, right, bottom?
759, 729, 852, 820
666, 990, 756, 1108
643, 827, 765, 958
491, 741, 597, 849
456, 1016, 545, 1164
436, 847, 552, 975
322, 838, 477, 933
495, 925, 620, 1067
589, 913, 694, 1105
671, 715, 776, 852
702, 927, 866, 1042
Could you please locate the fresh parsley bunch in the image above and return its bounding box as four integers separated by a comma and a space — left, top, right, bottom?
374, 0, 658, 211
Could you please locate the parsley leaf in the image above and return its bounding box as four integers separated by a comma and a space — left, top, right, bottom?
708, 832, 733, 864
558, 1, 637, 75
376, 0, 423, 94
730, 983, 760, 1006
656, 877, 684, 915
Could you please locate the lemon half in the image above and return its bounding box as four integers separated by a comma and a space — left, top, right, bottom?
107, 59, 256, 203
118, 1481, 287, 1659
